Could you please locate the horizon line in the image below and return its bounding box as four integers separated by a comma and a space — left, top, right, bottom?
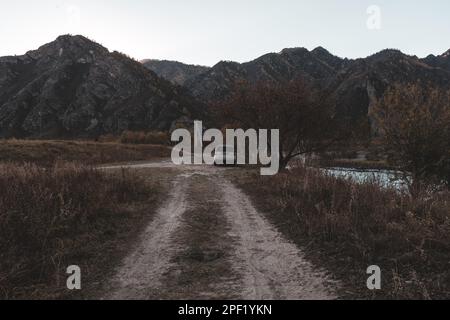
3, 34, 449, 68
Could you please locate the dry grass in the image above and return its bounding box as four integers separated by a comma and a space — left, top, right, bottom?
0, 162, 157, 299
119, 131, 170, 145
232, 166, 450, 299
317, 159, 392, 170
0, 139, 170, 167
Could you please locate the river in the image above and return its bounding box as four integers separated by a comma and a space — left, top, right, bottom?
322, 167, 407, 190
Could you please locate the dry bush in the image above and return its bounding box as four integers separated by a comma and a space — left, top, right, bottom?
0, 163, 153, 299
97, 134, 118, 143
371, 83, 450, 191
236, 166, 450, 299
120, 131, 169, 145
215, 80, 349, 169
120, 131, 144, 144
144, 131, 170, 145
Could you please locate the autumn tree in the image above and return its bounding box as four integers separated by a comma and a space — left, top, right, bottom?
215, 80, 346, 169
371, 83, 450, 192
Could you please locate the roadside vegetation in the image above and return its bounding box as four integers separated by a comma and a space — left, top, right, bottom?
0, 162, 158, 299
371, 84, 450, 193
232, 165, 450, 299
119, 130, 170, 145
315, 142, 393, 171
227, 80, 450, 299
0, 134, 171, 299
0, 139, 170, 166
214, 80, 349, 169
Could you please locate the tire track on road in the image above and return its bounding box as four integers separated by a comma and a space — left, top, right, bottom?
220, 179, 339, 300
102, 162, 339, 300
104, 175, 188, 300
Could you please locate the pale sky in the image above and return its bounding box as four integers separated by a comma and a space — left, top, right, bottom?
0, 0, 449, 66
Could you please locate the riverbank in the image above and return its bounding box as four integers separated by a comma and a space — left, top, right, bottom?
228, 165, 450, 299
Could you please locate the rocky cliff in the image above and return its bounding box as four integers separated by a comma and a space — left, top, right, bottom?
148, 47, 450, 123
142, 59, 210, 86
0, 35, 203, 138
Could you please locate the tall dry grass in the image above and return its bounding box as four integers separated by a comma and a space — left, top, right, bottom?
119, 131, 170, 145
236, 166, 450, 299
0, 162, 153, 299
0, 139, 170, 167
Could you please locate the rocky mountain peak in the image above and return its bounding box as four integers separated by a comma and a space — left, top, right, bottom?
55, 34, 89, 44
142, 59, 210, 85
312, 46, 331, 55
279, 47, 309, 57
25, 34, 109, 63
421, 49, 450, 71
213, 60, 241, 68
5, 35, 448, 139
311, 46, 347, 69
179, 45, 450, 131
0, 36, 204, 138
368, 49, 406, 61
442, 49, 450, 58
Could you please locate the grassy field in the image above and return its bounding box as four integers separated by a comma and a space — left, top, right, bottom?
0, 139, 172, 299
2, 138, 448, 300
0, 162, 164, 299
229, 166, 450, 300
0, 139, 171, 166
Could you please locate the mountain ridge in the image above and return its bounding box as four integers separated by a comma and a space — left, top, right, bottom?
1, 35, 449, 139
141, 59, 210, 86
144, 45, 450, 126
0, 35, 204, 138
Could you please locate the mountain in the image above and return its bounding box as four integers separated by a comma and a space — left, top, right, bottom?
184, 47, 352, 101
155, 47, 450, 124
422, 49, 450, 72
3, 36, 449, 139
141, 59, 210, 85
0, 35, 203, 138
330, 49, 450, 119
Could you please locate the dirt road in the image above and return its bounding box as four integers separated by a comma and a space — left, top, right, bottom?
102, 161, 339, 300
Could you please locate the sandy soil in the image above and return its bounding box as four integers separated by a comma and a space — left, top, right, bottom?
220, 179, 338, 299
103, 174, 188, 300
102, 161, 339, 300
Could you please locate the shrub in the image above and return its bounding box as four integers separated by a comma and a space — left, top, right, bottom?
371, 83, 450, 191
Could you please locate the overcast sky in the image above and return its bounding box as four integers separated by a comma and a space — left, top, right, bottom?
1, 0, 449, 66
